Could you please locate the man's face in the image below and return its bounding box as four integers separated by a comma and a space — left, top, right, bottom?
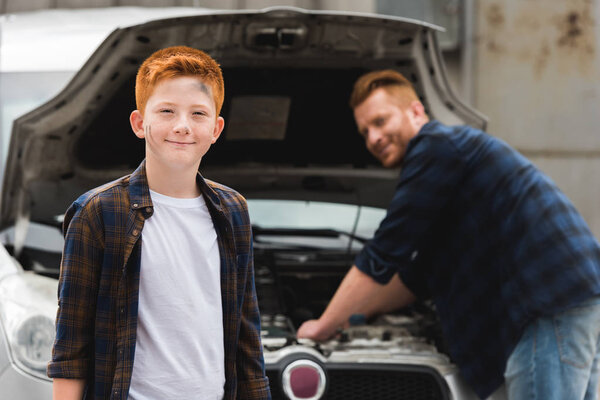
353, 88, 422, 168
130, 76, 224, 171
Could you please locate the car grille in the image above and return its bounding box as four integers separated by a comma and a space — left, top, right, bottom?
266, 366, 449, 400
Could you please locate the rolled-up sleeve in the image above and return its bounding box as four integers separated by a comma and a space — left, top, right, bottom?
47, 200, 104, 379
355, 133, 465, 297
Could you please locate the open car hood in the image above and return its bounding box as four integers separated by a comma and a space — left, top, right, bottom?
1, 6, 486, 229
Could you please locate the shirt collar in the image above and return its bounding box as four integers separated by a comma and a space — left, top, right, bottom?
418, 119, 442, 135
196, 172, 223, 213
127, 160, 223, 212
128, 160, 152, 210
403, 119, 443, 160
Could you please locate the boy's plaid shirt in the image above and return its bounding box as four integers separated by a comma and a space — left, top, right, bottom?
47, 161, 270, 400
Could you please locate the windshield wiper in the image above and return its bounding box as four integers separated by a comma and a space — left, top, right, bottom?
252, 225, 368, 244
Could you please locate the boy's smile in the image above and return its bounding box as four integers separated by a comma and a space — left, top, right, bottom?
146, 126, 196, 147
130, 76, 225, 173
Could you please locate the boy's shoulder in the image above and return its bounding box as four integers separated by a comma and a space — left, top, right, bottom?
203, 177, 247, 210
62, 173, 136, 235
73, 174, 133, 210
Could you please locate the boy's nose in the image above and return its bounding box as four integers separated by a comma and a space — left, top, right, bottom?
175, 125, 190, 134
173, 118, 191, 134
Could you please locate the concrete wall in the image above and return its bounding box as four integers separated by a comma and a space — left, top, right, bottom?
474, 0, 600, 236
0, 0, 373, 13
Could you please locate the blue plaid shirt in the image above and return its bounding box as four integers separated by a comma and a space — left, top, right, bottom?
48, 161, 270, 400
355, 120, 600, 398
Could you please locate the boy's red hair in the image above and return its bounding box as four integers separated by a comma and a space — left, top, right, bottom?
135, 46, 225, 116
349, 69, 419, 109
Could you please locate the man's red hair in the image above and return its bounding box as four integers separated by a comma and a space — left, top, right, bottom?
135, 46, 224, 116
349, 69, 419, 109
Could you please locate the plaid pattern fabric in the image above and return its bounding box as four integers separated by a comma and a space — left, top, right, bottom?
48, 161, 270, 400
355, 120, 600, 399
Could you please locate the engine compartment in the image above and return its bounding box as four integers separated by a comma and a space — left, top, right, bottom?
253, 241, 449, 364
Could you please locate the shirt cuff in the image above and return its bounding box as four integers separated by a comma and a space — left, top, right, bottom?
237, 377, 271, 400
355, 246, 429, 299
47, 358, 90, 379
354, 247, 399, 285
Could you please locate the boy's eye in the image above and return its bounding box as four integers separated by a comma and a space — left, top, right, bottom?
160, 109, 174, 113
193, 111, 206, 116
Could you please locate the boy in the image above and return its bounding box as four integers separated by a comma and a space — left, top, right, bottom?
48, 46, 271, 400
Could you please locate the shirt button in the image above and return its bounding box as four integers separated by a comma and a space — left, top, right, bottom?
120, 308, 124, 313
132, 229, 139, 236
133, 203, 138, 208
146, 207, 151, 213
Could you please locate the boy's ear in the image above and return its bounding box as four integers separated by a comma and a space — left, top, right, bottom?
211, 116, 225, 144
130, 110, 145, 139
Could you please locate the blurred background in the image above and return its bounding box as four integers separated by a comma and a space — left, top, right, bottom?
0, 3, 598, 398
1, 0, 599, 237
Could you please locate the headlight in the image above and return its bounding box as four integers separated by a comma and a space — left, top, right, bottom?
0, 246, 57, 380
15, 314, 55, 372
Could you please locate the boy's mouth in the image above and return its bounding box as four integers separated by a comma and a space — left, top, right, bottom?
165, 139, 195, 145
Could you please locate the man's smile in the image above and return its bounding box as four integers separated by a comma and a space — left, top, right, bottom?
375, 142, 392, 158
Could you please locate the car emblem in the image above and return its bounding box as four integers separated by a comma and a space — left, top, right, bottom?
281, 359, 327, 400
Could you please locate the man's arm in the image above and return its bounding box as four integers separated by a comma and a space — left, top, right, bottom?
53, 378, 85, 400
297, 265, 416, 341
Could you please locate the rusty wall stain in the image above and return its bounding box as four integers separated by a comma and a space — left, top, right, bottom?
479, 0, 598, 78
482, 2, 507, 54
555, 7, 595, 53
486, 3, 505, 28
553, 2, 596, 75
533, 42, 551, 77
557, 12, 584, 47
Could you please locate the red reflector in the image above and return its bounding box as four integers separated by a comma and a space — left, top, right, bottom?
290, 367, 320, 398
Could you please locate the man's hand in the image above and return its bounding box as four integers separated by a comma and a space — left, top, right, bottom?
297, 318, 338, 341
295, 266, 416, 342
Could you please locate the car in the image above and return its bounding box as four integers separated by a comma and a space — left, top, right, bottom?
0, 6, 505, 400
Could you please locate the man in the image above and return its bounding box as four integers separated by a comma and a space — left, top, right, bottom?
297, 69, 600, 400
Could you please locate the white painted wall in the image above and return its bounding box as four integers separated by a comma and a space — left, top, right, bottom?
474, 0, 600, 236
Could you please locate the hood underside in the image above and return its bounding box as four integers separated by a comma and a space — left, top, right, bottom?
1, 7, 486, 228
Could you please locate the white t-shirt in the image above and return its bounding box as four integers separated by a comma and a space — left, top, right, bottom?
128, 190, 224, 400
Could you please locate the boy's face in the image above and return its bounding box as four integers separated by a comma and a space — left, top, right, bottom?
130, 76, 224, 171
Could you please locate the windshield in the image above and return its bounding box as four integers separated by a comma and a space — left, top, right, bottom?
247, 199, 386, 250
